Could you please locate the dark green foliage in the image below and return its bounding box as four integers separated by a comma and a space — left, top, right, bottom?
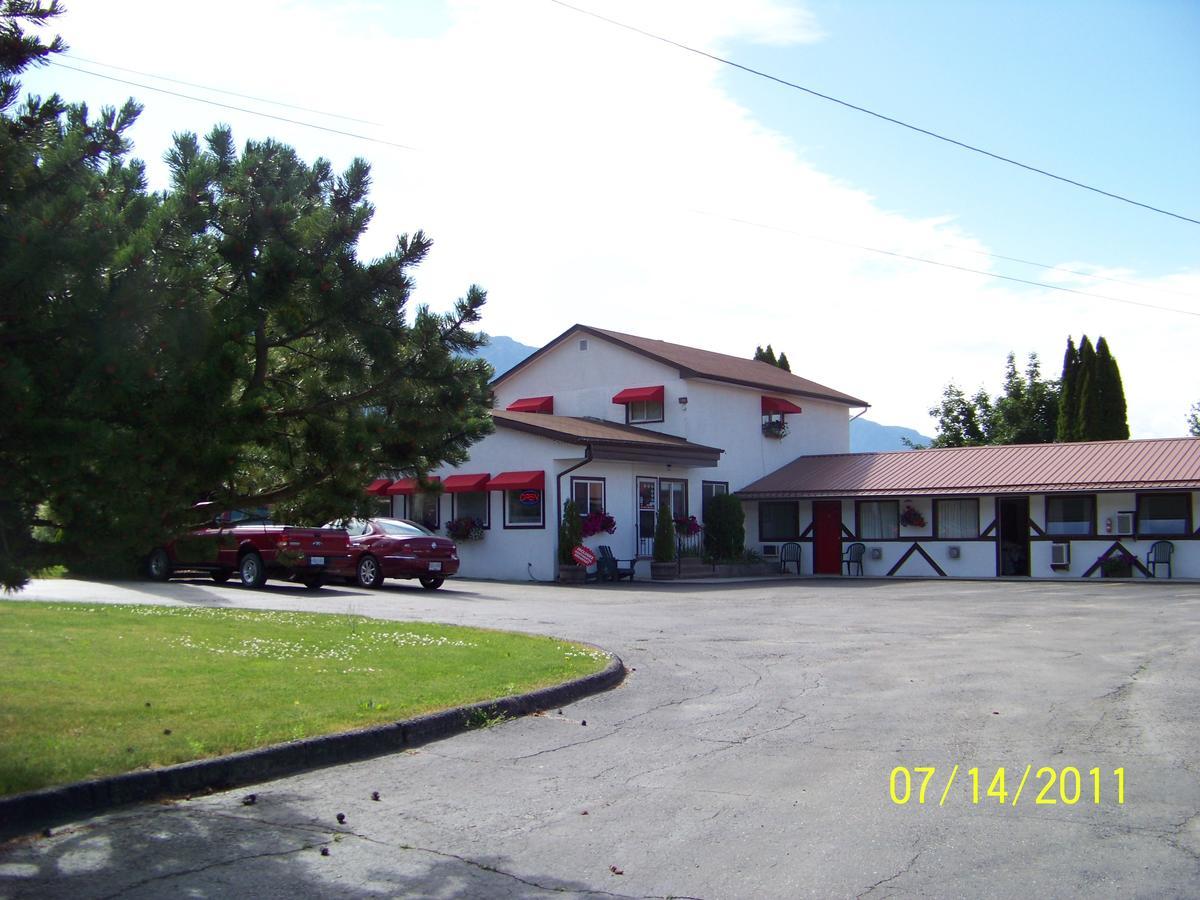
1058, 335, 1127, 442
1188, 402, 1200, 438
1056, 337, 1080, 441
703, 493, 745, 561
928, 384, 994, 447
929, 353, 1059, 448
753, 344, 790, 371
1093, 337, 1129, 440
558, 499, 582, 565
652, 502, 676, 563
0, 5, 493, 588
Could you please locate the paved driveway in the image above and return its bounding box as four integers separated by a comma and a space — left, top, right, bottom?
3, 577, 1199, 899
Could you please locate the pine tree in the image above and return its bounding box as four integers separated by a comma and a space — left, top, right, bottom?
1093, 337, 1129, 440
777, 352, 791, 372
1056, 337, 1080, 441
1188, 402, 1200, 437
753, 344, 790, 371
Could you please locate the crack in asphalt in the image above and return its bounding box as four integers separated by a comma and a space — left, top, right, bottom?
856, 849, 922, 898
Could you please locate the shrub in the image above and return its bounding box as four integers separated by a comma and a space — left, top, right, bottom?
653, 502, 676, 563
704, 493, 745, 561
558, 499, 582, 565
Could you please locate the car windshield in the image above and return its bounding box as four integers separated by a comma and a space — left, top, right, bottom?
375, 519, 435, 537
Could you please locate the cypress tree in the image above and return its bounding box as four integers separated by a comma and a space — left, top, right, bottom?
1056, 337, 1080, 441
777, 352, 791, 372
1075, 336, 1100, 440
1094, 337, 1129, 439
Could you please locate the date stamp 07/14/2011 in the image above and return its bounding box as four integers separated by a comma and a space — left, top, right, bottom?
889, 766, 1126, 807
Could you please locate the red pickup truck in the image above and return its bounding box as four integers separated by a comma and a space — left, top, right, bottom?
147, 516, 353, 590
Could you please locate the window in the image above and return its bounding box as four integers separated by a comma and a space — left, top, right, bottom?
858, 501, 899, 539
702, 481, 729, 523
627, 398, 664, 424
377, 519, 434, 537
1137, 493, 1189, 535
1046, 496, 1094, 536
452, 491, 489, 528
409, 492, 440, 530
935, 499, 979, 539
504, 489, 544, 528
759, 501, 799, 541
571, 478, 605, 515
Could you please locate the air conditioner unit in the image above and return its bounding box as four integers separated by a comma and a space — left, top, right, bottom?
1051, 542, 1070, 567
762, 544, 778, 557
1115, 512, 1134, 536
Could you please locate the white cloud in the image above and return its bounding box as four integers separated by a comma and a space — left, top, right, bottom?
25, 0, 1200, 438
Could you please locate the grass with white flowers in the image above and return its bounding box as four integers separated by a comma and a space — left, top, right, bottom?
0, 602, 609, 795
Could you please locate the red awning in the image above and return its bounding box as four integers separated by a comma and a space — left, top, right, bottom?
365, 478, 392, 496
486, 470, 545, 491
442, 473, 491, 493
506, 396, 554, 414
386, 476, 441, 495
612, 385, 665, 404
761, 396, 803, 415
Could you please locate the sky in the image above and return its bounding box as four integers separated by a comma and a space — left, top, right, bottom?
21, 0, 1200, 438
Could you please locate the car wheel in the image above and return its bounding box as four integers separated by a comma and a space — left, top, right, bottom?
356, 554, 384, 589
239, 553, 267, 588
419, 576, 444, 591
301, 575, 325, 590
147, 548, 173, 581
211, 569, 232, 584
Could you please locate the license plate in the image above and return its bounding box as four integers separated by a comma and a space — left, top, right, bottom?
309, 556, 325, 566
428, 561, 442, 572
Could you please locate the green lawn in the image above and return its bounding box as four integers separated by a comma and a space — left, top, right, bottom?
0, 602, 609, 795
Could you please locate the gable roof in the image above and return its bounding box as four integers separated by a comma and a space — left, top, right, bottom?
492, 409, 722, 467
738, 437, 1200, 498
492, 324, 868, 408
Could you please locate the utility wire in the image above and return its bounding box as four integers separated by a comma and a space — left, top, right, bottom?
697, 210, 1200, 318
62, 53, 383, 127
48, 54, 1198, 312
550, 0, 1200, 227
958, 248, 1200, 300
49, 61, 416, 152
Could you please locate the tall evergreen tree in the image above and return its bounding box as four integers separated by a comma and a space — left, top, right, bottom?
1093, 337, 1129, 440
1188, 402, 1200, 437
1075, 336, 1100, 440
776, 352, 791, 372
1056, 336, 1080, 441
754, 345, 778, 366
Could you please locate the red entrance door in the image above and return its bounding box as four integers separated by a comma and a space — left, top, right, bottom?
813, 501, 843, 574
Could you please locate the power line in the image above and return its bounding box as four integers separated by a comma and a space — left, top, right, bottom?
696, 210, 1200, 318
62, 54, 383, 127
48, 61, 416, 152
958, 248, 1200, 301
549, 0, 1200, 227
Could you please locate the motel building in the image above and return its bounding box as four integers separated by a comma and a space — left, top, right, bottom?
366, 325, 1200, 582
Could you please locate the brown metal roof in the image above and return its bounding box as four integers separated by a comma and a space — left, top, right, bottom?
492, 324, 869, 408
738, 437, 1200, 498
492, 410, 723, 466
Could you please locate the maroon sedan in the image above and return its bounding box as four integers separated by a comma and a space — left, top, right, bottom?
330, 518, 459, 590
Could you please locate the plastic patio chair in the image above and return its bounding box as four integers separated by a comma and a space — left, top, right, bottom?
1146, 541, 1173, 578
842, 542, 866, 576
779, 542, 802, 575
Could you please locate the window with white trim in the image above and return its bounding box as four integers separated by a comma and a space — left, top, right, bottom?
627, 398, 664, 424
504, 489, 544, 528
1137, 493, 1189, 535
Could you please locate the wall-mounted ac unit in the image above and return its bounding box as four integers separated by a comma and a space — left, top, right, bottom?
1115, 511, 1134, 536
1051, 542, 1070, 566
870, 547, 883, 560
947, 545, 960, 559
762, 544, 778, 557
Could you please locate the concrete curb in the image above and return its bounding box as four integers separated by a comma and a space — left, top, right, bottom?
0, 648, 624, 842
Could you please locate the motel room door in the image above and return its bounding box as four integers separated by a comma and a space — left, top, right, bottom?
812, 500, 843, 574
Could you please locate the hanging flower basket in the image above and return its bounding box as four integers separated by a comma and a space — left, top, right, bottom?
580, 510, 616, 538
899, 505, 926, 528
674, 515, 702, 536
1100, 551, 1134, 578
445, 517, 485, 541
762, 420, 789, 439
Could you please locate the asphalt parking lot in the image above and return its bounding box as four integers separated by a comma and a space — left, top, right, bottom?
3, 576, 1199, 899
